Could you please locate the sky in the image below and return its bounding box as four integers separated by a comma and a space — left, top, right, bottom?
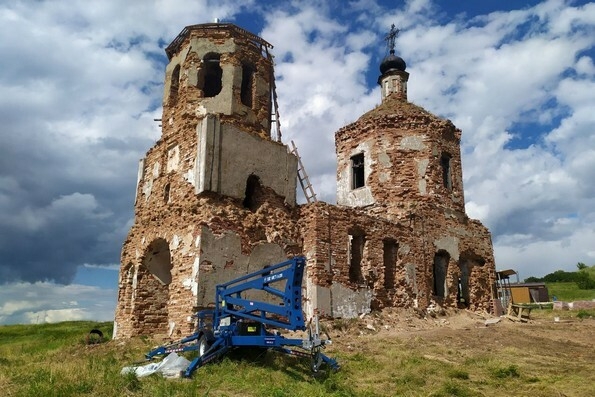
1, 0, 594, 325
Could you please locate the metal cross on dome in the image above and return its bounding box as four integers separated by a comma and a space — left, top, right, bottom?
384, 24, 400, 55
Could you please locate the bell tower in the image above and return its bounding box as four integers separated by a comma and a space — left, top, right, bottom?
153, 23, 297, 203
115, 23, 299, 339
162, 23, 275, 140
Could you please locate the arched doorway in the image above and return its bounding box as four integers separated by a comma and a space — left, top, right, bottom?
432, 251, 450, 299
134, 238, 172, 335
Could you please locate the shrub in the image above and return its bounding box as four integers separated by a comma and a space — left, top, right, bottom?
576, 271, 595, 289
491, 365, 520, 379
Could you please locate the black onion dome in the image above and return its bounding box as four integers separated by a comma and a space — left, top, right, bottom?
380, 53, 406, 74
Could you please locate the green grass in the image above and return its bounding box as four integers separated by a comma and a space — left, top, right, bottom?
546, 282, 595, 301
1, 317, 595, 396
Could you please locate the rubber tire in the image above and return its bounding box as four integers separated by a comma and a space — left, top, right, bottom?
197, 334, 211, 358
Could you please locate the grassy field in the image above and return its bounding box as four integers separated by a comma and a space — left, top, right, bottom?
1, 307, 595, 397
545, 282, 595, 301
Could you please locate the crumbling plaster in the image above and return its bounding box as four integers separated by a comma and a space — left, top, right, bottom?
115, 23, 496, 339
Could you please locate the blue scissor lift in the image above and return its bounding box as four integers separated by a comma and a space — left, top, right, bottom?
145, 256, 339, 377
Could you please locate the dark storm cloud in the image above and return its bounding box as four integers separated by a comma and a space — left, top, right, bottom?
0, 0, 251, 286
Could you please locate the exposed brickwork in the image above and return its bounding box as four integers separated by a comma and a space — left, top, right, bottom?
114, 23, 496, 338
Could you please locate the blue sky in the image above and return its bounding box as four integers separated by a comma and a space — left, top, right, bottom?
1, 0, 595, 324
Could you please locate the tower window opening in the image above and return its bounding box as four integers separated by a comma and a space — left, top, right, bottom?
164, 183, 171, 203
241, 63, 254, 107
351, 153, 365, 189
383, 239, 398, 290
170, 64, 181, 104
441, 153, 452, 190
203, 53, 222, 98
243, 174, 262, 212
348, 229, 366, 284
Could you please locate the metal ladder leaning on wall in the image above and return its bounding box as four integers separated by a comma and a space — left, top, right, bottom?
290, 140, 318, 203
265, 45, 317, 203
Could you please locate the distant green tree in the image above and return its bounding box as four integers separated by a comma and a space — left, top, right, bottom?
576, 271, 595, 290
524, 276, 543, 283
543, 270, 579, 283
577, 262, 587, 270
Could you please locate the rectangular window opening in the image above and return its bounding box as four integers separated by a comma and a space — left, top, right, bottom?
383, 239, 398, 290
351, 153, 365, 189
433, 253, 449, 298
348, 233, 365, 284
441, 153, 452, 190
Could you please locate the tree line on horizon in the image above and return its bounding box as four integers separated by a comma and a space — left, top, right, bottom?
525, 263, 595, 290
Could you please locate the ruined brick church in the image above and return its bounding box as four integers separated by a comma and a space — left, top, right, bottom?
113, 23, 496, 339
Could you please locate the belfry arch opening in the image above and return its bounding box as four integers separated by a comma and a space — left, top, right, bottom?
202, 53, 222, 97
170, 64, 180, 104
241, 63, 254, 107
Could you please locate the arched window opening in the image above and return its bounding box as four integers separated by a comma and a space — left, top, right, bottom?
243, 174, 263, 212
458, 260, 471, 307
433, 251, 450, 298
142, 238, 172, 285
203, 53, 222, 98
383, 239, 398, 290
348, 227, 366, 284
170, 64, 181, 104
241, 63, 254, 107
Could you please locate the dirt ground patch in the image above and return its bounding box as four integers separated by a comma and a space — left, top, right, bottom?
323, 308, 595, 396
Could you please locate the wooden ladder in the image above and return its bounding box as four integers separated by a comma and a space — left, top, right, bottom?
290, 140, 318, 203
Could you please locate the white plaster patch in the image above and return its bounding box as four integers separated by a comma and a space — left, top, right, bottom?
183, 161, 196, 186
151, 162, 160, 178
131, 266, 138, 310
418, 179, 427, 195
399, 244, 411, 255
172, 234, 180, 250
142, 178, 153, 201
166, 144, 180, 172
379, 172, 390, 183
182, 257, 200, 296
416, 158, 429, 177
195, 104, 207, 116
168, 321, 176, 337
377, 152, 391, 167
399, 135, 426, 151
435, 236, 460, 260
331, 282, 372, 318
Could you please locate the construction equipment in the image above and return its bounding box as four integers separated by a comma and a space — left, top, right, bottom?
145, 256, 339, 377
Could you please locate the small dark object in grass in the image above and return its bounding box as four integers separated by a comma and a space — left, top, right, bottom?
86, 329, 104, 345
492, 365, 520, 379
